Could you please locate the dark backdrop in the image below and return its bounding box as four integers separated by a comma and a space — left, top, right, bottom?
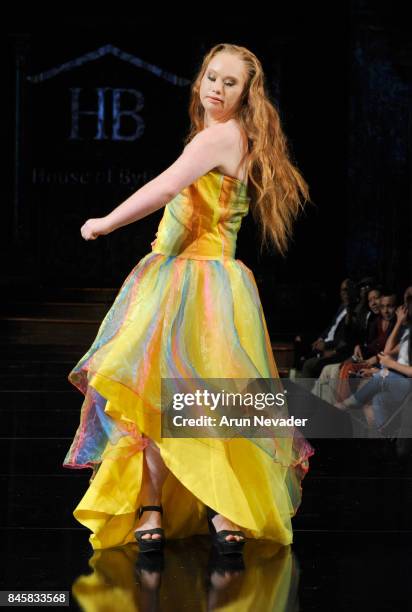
3, 2, 412, 338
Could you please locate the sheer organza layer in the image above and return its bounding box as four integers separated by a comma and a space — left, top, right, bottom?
63, 252, 314, 548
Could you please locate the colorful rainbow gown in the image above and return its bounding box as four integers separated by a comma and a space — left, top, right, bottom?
63, 169, 315, 550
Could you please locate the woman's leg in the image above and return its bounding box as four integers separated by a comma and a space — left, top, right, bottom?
384, 371, 411, 401
340, 372, 383, 408
312, 362, 341, 401
136, 437, 170, 539
137, 437, 244, 542
372, 373, 412, 428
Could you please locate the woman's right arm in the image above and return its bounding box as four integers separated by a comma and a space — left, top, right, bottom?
81, 123, 240, 240
383, 305, 408, 354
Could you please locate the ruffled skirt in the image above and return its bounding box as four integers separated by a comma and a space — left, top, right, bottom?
63, 252, 314, 549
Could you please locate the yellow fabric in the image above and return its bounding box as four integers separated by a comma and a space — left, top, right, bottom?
67, 170, 314, 550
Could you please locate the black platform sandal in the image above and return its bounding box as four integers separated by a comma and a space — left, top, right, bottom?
134, 505, 165, 553
206, 506, 246, 555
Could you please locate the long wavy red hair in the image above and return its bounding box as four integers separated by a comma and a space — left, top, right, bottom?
184, 43, 312, 257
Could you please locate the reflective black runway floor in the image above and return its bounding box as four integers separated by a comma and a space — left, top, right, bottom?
2, 324, 412, 609
2, 528, 412, 610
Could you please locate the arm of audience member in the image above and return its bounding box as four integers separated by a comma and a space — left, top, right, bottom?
383, 305, 408, 354
389, 361, 412, 377
359, 366, 380, 378
385, 343, 400, 357
353, 344, 364, 360
378, 352, 412, 378
315, 321, 333, 345
365, 345, 399, 366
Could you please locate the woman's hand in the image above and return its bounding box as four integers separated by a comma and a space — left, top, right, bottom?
353, 345, 363, 360
359, 367, 379, 378
80, 217, 111, 241
377, 352, 396, 368
395, 304, 408, 325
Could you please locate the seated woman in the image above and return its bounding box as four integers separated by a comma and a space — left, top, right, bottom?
335, 297, 412, 431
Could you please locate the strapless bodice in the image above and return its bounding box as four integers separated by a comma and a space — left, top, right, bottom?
151, 169, 250, 260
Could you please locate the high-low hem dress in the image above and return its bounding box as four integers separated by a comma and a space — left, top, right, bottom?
63, 169, 315, 550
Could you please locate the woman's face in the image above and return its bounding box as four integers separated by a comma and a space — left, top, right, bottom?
368, 290, 381, 314
199, 52, 247, 124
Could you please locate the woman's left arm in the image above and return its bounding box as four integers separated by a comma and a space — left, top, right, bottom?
389, 361, 412, 377
378, 353, 412, 377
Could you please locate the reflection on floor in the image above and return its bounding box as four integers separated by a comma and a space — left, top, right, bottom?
2, 530, 412, 610
74, 539, 297, 611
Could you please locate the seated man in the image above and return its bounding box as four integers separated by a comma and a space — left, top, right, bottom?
301, 278, 358, 379
311, 286, 388, 402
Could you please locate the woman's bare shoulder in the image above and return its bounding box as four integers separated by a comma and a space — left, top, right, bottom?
188, 121, 240, 148
215, 119, 248, 181
222, 118, 247, 142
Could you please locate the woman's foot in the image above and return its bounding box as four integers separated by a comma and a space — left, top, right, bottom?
135, 507, 163, 540
336, 397, 360, 411
210, 514, 245, 542
335, 400, 350, 411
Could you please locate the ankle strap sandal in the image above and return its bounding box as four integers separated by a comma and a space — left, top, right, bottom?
135, 505, 165, 553
206, 506, 246, 555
